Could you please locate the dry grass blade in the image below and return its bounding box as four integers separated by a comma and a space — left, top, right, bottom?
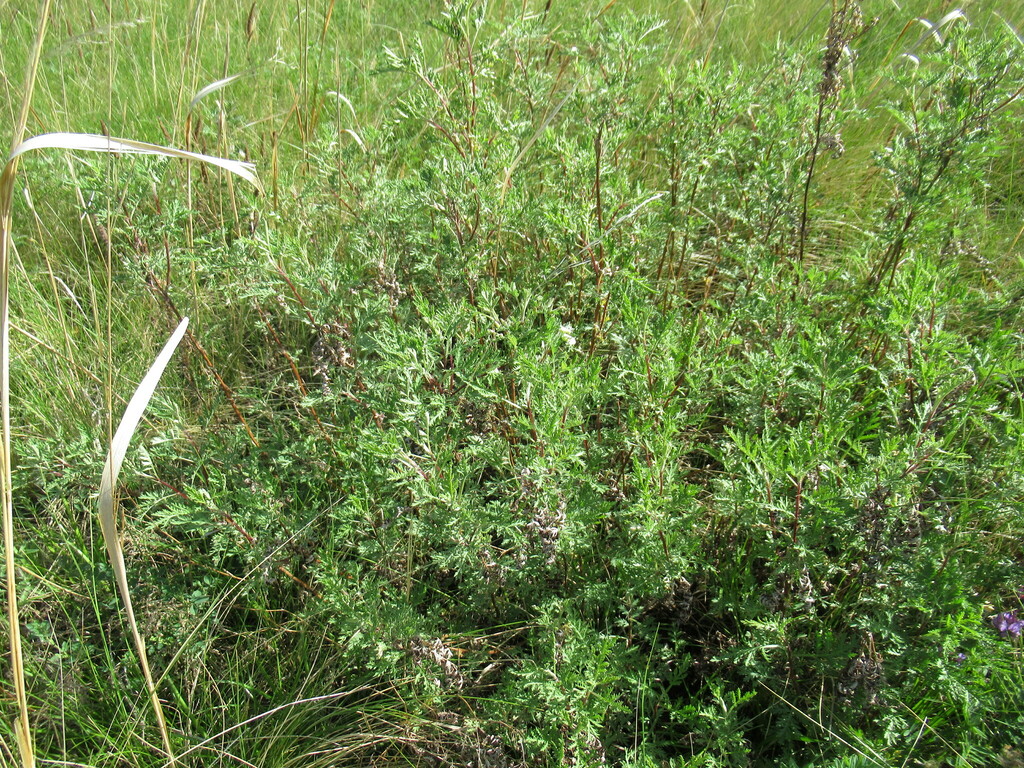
98, 316, 190, 765
500, 84, 577, 204
0, 170, 30, 768
157, 687, 379, 768
2, 2, 53, 767
189, 70, 255, 110
909, 9, 966, 52
1, 127, 260, 765
9, 133, 264, 194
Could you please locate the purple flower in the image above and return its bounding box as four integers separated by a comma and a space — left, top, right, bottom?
954, 652, 967, 665
991, 611, 1023, 638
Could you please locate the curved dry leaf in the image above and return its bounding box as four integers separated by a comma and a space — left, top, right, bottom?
190, 71, 254, 110
7, 132, 263, 194
98, 316, 190, 765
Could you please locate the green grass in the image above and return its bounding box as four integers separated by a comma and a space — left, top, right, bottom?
2, 0, 1024, 766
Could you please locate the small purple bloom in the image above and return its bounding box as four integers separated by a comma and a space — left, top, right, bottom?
954, 652, 967, 665
991, 611, 1023, 638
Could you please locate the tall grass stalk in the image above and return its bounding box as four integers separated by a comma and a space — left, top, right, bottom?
2, 132, 258, 762
2, 3, 53, 766
2, 29, 261, 750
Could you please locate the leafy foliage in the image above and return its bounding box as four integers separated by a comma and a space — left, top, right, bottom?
3, 1, 1024, 766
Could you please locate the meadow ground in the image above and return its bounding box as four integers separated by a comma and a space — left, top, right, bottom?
1, 0, 1024, 766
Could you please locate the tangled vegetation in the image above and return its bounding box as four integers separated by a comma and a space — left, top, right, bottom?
2, 0, 1024, 766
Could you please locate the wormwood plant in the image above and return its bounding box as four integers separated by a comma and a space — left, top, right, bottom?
190, 10, 1019, 766
798, 0, 868, 263
4, 1, 1024, 767
868, 21, 1022, 290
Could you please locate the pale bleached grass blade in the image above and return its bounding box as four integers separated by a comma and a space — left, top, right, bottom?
1, 128, 260, 763
98, 317, 190, 765
189, 71, 254, 110
8, 133, 263, 194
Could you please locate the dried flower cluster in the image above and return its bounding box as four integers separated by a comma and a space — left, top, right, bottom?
405, 714, 520, 768
820, 0, 864, 104
801, 0, 865, 234
563, 731, 606, 768
645, 576, 694, 626
374, 256, 402, 307
943, 236, 994, 281
457, 395, 498, 435
837, 638, 885, 708
406, 636, 467, 691
857, 485, 937, 578
525, 499, 567, 566
820, 132, 845, 159
512, 467, 567, 566
311, 321, 353, 394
